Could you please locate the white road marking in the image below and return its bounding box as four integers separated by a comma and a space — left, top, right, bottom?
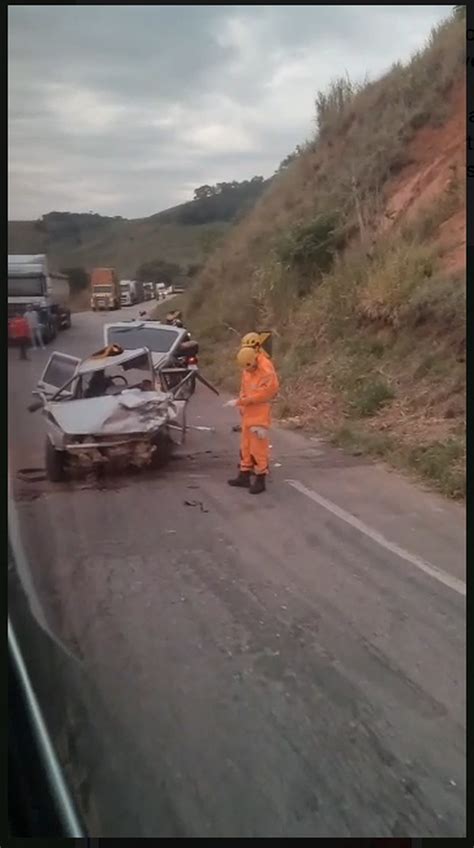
286, 479, 466, 597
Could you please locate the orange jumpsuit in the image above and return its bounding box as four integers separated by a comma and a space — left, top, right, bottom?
238, 353, 279, 475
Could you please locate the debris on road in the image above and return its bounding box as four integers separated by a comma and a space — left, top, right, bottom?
17, 467, 47, 483
184, 499, 209, 513
280, 416, 303, 430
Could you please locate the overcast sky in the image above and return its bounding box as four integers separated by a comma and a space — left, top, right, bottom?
8, 4, 453, 220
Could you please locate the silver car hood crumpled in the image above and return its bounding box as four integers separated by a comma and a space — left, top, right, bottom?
48, 389, 178, 436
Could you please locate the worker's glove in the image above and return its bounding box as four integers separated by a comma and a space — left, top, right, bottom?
224, 399, 238, 408
250, 426, 268, 440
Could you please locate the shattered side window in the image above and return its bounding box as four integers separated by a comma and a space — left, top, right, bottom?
40, 352, 78, 391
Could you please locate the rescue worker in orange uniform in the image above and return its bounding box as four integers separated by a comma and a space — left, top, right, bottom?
231, 332, 276, 434
241, 331, 273, 363
227, 344, 279, 494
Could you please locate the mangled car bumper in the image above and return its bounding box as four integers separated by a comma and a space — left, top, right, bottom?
45, 390, 182, 467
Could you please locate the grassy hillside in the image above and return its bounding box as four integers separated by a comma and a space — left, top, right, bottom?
186, 12, 465, 498
8, 178, 268, 278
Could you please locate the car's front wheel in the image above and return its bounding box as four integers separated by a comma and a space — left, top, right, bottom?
150, 432, 173, 468
47, 320, 57, 343
45, 438, 67, 482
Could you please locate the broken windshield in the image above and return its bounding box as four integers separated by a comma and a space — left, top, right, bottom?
106, 325, 180, 353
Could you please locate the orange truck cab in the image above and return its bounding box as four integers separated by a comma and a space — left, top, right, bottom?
90, 268, 120, 311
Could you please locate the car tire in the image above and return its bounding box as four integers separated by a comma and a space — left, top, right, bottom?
45, 438, 67, 482
151, 432, 173, 468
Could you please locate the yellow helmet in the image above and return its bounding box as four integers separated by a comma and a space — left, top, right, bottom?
241, 331, 261, 349
236, 345, 258, 370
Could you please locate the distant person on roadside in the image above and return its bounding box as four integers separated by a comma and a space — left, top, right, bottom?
9, 313, 31, 360
25, 305, 45, 350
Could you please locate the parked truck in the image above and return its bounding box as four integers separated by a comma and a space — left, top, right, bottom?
90, 268, 120, 311
134, 280, 144, 304
120, 279, 138, 306
8, 254, 71, 345
143, 282, 155, 301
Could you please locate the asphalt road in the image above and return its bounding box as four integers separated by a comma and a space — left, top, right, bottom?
8, 307, 466, 837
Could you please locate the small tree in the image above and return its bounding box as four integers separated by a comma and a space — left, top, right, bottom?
136, 259, 181, 284
60, 267, 89, 294
193, 185, 214, 201
275, 146, 303, 174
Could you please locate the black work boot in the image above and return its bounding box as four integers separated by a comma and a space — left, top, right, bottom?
228, 470, 251, 488
249, 474, 266, 495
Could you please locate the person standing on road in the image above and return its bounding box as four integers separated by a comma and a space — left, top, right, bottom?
231, 332, 276, 434
227, 344, 279, 495
25, 305, 45, 350
9, 313, 31, 360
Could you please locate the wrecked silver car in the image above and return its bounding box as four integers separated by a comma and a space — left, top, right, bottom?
29, 346, 187, 482
103, 319, 219, 401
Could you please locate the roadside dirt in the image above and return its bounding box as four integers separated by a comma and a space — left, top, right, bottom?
378, 79, 465, 272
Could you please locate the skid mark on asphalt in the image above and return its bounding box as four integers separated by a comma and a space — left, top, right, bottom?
286, 479, 465, 597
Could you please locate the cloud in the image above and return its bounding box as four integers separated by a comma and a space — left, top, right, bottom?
44, 83, 126, 135
8, 4, 454, 219
186, 123, 257, 155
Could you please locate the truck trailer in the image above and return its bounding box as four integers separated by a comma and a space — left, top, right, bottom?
8, 254, 71, 344
143, 282, 155, 301
134, 280, 144, 304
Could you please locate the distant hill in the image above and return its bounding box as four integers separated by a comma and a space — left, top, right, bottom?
8, 176, 269, 278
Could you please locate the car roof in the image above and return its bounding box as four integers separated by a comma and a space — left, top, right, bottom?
105, 320, 180, 331
77, 347, 151, 374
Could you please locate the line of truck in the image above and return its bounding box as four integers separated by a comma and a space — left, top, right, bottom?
7, 255, 174, 349
90, 269, 169, 310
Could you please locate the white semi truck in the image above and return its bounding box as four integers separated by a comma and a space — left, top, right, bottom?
120, 280, 138, 306
143, 282, 155, 301
8, 254, 71, 344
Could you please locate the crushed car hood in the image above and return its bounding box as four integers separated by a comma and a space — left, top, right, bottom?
47, 389, 179, 436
